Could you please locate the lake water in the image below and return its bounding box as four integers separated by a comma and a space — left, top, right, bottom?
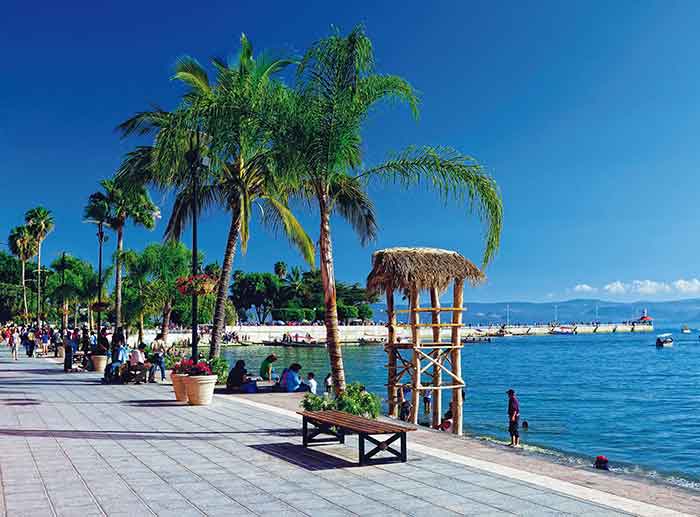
223, 328, 700, 488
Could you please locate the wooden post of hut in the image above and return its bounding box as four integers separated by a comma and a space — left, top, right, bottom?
367, 248, 484, 436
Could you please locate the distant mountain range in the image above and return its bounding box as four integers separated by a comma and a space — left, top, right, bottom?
370, 298, 700, 326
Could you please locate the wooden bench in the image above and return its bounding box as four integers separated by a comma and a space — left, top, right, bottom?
297, 410, 416, 466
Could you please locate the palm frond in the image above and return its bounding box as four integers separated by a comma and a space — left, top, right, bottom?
163, 183, 221, 242
356, 74, 419, 119
260, 197, 316, 267
173, 56, 212, 96
360, 146, 503, 266
329, 176, 377, 246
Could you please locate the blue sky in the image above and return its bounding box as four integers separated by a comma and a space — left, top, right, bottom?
3, 1, 700, 302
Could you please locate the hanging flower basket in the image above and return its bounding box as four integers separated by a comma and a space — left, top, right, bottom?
176, 274, 217, 296
90, 302, 111, 313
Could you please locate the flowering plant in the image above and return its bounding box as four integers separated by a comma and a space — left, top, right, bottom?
172, 358, 193, 375
188, 360, 213, 376
176, 274, 217, 296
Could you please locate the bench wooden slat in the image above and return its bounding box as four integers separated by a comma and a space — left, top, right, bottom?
297, 410, 415, 434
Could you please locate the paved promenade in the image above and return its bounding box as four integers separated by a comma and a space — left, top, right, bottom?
0, 350, 696, 516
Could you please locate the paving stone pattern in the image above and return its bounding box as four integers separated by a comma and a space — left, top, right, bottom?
0, 350, 631, 516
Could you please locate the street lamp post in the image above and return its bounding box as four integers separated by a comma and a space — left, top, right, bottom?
58, 252, 66, 357
96, 222, 105, 332
186, 143, 200, 361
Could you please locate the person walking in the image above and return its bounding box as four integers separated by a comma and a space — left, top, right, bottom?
507, 388, 520, 447
10, 328, 20, 361
149, 333, 167, 383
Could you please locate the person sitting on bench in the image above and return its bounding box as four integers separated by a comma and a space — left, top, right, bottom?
285, 363, 309, 393
126, 344, 148, 384
226, 360, 249, 390
103, 341, 129, 384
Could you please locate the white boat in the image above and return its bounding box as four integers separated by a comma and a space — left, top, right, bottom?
656, 333, 673, 347
681, 325, 691, 334
551, 326, 575, 335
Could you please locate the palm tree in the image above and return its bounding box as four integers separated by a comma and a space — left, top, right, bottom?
84, 179, 159, 328
274, 261, 287, 280
274, 26, 503, 395
24, 207, 54, 322
118, 34, 314, 358
8, 225, 38, 322
122, 249, 152, 343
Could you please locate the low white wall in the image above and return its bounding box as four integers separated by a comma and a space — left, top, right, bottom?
128, 322, 653, 346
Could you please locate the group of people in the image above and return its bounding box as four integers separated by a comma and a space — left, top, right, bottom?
102, 330, 168, 385
1, 324, 65, 361
225, 353, 334, 395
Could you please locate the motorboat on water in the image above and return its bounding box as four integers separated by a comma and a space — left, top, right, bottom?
550, 325, 575, 335
681, 325, 691, 334
656, 333, 673, 347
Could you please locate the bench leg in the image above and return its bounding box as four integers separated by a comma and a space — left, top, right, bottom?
302, 416, 308, 447
360, 433, 406, 464
359, 433, 366, 466
400, 432, 407, 462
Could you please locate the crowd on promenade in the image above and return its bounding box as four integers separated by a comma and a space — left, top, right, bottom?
0, 321, 169, 384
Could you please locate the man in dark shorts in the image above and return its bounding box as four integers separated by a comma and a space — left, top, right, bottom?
507, 388, 520, 447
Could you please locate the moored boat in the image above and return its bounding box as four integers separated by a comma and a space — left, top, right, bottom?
550, 325, 575, 335
262, 339, 326, 348
681, 325, 691, 334
656, 333, 673, 347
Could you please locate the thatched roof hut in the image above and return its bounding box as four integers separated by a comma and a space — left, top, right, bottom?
366, 247, 484, 295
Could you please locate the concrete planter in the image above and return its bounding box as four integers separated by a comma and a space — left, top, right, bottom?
171, 373, 189, 402
92, 355, 108, 374
185, 375, 217, 406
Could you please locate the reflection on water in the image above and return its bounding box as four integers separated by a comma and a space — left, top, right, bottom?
223, 329, 700, 486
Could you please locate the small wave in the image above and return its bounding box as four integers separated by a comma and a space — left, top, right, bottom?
472, 434, 700, 491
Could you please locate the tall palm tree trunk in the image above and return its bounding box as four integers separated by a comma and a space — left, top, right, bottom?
209, 211, 241, 358
138, 312, 145, 344
36, 243, 42, 323
161, 302, 172, 343
115, 225, 124, 328
21, 260, 28, 323
318, 196, 346, 396
138, 284, 145, 344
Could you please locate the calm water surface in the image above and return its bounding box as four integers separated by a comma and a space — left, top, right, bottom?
223, 329, 700, 487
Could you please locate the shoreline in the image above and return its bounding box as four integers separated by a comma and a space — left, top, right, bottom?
227, 390, 700, 516
137, 322, 654, 347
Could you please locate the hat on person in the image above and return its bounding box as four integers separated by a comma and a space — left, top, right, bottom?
506, 388, 515, 395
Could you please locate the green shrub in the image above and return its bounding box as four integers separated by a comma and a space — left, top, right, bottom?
208, 356, 229, 385
301, 393, 336, 412
300, 382, 380, 419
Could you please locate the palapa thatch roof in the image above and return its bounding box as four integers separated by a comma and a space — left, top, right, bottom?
366, 247, 484, 295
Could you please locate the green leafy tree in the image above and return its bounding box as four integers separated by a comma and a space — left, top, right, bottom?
84, 178, 159, 328
229, 270, 283, 323
140, 242, 191, 342
8, 225, 38, 322
24, 207, 54, 320
0, 251, 24, 321
274, 261, 287, 280
357, 303, 373, 321
273, 26, 502, 394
